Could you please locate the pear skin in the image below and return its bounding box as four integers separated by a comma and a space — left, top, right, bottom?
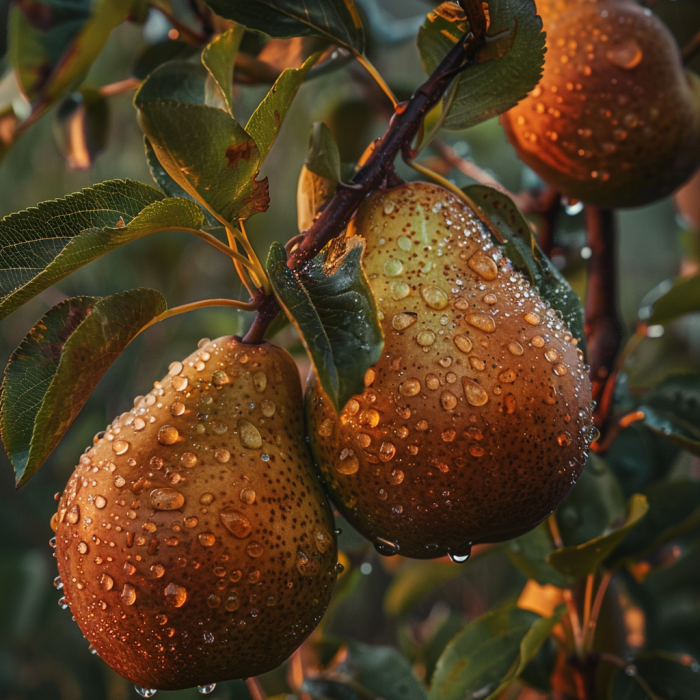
501, 0, 700, 208
307, 182, 593, 559
52, 337, 337, 690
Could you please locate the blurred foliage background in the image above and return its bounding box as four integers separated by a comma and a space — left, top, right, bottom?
1, 0, 700, 698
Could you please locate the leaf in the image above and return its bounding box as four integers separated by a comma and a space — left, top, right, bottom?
638, 274, 700, 327
384, 561, 463, 617
202, 0, 365, 53
303, 677, 375, 700
202, 26, 245, 115
555, 453, 626, 547
638, 374, 700, 456
131, 40, 198, 81
417, 0, 545, 130
609, 653, 700, 700
0, 180, 196, 319
428, 601, 559, 700
297, 164, 337, 232
342, 641, 428, 700
9, 0, 131, 104
305, 121, 342, 183
0, 290, 167, 486
267, 238, 383, 412
464, 185, 586, 352
246, 52, 319, 161
506, 522, 572, 588
547, 494, 649, 578
607, 481, 700, 567
54, 87, 110, 171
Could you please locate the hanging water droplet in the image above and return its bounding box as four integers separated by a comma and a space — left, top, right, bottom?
374, 537, 399, 556
606, 38, 643, 69
134, 687, 157, 697
164, 582, 187, 607
121, 583, 137, 606
198, 685, 216, 695
336, 448, 360, 475
449, 545, 472, 563
112, 440, 129, 455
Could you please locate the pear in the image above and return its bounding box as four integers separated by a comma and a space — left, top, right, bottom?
52, 337, 337, 691
306, 182, 593, 559
501, 0, 700, 209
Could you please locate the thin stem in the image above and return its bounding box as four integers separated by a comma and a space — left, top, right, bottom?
599, 653, 663, 700
429, 138, 508, 192
224, 226, 259, 297
682, 28, 700, 65
405, 159, 472, 206
548, 514, 564, 548
150, 1, 208, 45
238, 220, 271, 294
138, 298, 257, 337
354, 53, 397, 107
99, 77, 141, 98
245, 677, 267, 700
584, 206, 624, 437
185, 228, 258, 271
416, 88, 457, 154
585, 569, 613, 652
581, 574, 595, 645
563, 588, 585, 660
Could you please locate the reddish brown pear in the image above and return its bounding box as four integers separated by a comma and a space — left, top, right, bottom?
306, 182, 593, 559
52, 337, 337, 691
501, 0, 700, 208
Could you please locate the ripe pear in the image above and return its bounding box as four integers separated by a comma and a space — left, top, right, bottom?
306, 182, 593, 559
52, 337, 337, 691
501, 0, 700, 209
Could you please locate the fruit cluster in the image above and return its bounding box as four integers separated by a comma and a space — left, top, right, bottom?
52, 183, 593, 689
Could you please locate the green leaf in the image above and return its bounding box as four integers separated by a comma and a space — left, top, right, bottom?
608, 481, 700, 567
202, 26, 245, 115
639, 274, 700, 327
0, 180, 195, 319
0, 290, 167, 486
303, 678, 374, 700
417, 0, 545, 130
246, 52, 319, 161
202, 0, 365, 53
638, 374, 700, 456
384, 561, 463, 618
609, 653, 700, 699
555, 453, 626, 547
547, 494, 649, 578
9, 0, 131, 104
429, 601, 559, 700
342, 641, 428, 700
506, 523, 572, 588
136, 100, 268, 223
464, 185, 586, 352
267, 238, 383, 413
305, 121, 342, 184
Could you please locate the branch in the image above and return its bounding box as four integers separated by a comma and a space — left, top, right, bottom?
584, 206, 624, 438
242, 17, 488, 344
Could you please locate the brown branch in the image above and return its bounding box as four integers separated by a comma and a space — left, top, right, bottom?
584, 206, 623, 438
682, 28, 700, 65
241, 15, 488, 344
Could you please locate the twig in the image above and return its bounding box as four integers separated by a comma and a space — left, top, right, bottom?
150, 1, 209, 45
242, 13, 488, 344
682, 28, 700, 65
584, 206, 624, 436
598, 653, 663, 700
245, 677, 268, 700
430, 139, 509, 192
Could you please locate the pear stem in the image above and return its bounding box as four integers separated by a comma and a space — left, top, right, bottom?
241, 8, 488, 345
584, 205, 624, 441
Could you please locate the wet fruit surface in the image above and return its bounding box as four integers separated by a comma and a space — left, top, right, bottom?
307, 182, 593, 559
501, 0, 700, 208
53, 338, 337, 690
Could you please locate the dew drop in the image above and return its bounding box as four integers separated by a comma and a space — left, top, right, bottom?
498, 369, 516, 383
397, 235, 412, 251
465, 313, 496, 333
157, 426, 179, 445
449, 546, 472, 563
421, 285, 449, 310
95, 495, 107, 509
253, 371, 267, 392
383, 259, 404, 277
557, 432, 572, 447
553, 363, 568, 376
467, 251, 498, 280
392, 312, 417, 330
225, 591, 240, 611
214, 449, 230, 463
170, 402, 185, 416
606, 38, 643, 70
240, 487, 256, 504
219, 510, 252, 538
379, 442, 396, 462
238, 420, 262, 449
198, 532, 216, 547
113, 440, 129, 455
417, 330, 436, 346
150, 488, 185, 511
212, 370, 230, 386
121, 583, 137, 606
246, 542, 264, 558
172, 375, 188, 392
260, 399, 276, 417
66, 505, 80, 525
391, 281, 411, 300
164, 582, 187, 607
426, 373, 440, 390
462, 378, 489, 407
336, 448, 360, 475
359, 409, 380, 427
77, 541, 88, 554
180, 452, 197, 468
101, 574, 114, 591
134, 687, 157, 697
544, 349, 559, 363
400, 378, 421, 397
151, 564, 165, 578
532, 335, 545, 348
454, 335, 473, 354
441, 391, 458, 410
508, 342, 524, 356
198, 686, 216, 695
133, 417, 146, 431
524, 312, 541, 326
